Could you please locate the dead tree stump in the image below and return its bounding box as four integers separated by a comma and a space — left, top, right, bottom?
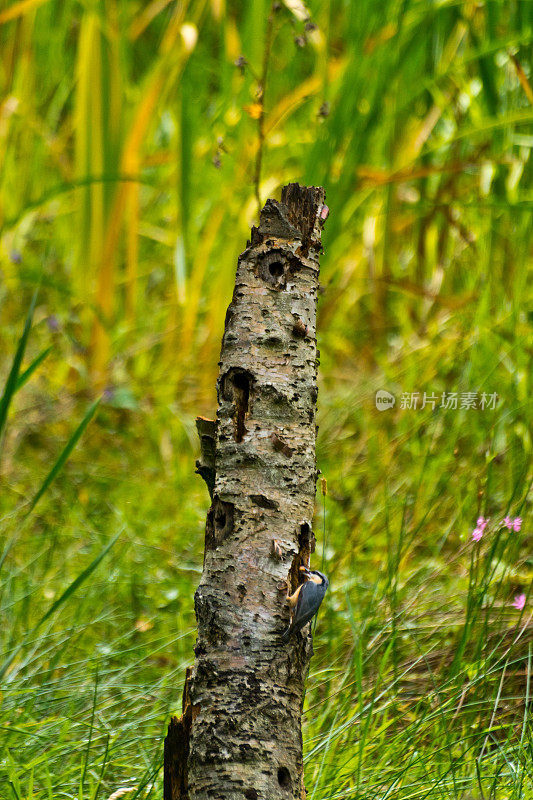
164, 183, 328, 800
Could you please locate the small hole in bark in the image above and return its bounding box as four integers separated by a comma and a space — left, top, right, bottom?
268, 260, 284, 278
277, 767, 291, 789
299, 522, 310, 547
222, 368, 253, 442
205, 497, 235, 552
259, 250, 288, 288
233, 372, 249, 442
244, 791, 258, 800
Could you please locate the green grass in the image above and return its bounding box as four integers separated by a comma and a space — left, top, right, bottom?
0, 0, 532, 797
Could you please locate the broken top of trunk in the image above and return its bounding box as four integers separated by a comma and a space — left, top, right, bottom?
165, 183, 327, 800
250, 183, 326, 254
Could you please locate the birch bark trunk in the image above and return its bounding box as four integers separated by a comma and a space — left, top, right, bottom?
164, 183, 327, 800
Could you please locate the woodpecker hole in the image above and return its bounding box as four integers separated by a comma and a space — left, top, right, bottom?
299, 522, 310, 547
205, 497, 234, 553
286, 522, 316, 591
288, 535, 310, 595
269, 260, 284, 278
222, 368, 253, 443
259, 250, 288, 289
300, 521, 316, 553
232, 372, 249, 442
277, 767, 292, 790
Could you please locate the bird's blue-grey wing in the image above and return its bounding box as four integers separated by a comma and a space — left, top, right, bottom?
280, 584, 312, 640
292, 582, 322, 632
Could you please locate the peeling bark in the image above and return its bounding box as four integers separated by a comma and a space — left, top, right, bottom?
164, 183, 327, 800
195, 417, 217, 500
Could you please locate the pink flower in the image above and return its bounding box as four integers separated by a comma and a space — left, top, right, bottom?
471, 516, 488, 542
512, 594, 526, 611
503, 516, 512, 529
472, 527, 483, 542
513, 517, 522, 532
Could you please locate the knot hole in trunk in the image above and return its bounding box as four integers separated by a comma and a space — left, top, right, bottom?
205, 496, 235, 553
259, 250, 289, 289
222, 368, 254, 442
287, 523, 316, 593
298, 522, 316, 556
277, 766, 292, 791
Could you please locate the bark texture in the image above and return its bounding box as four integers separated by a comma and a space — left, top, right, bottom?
165, 183, 327, 800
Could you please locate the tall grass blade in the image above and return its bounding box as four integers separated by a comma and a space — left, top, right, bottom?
0, 292, 37, 445
0, 530, 121, 680
15, 345, 52, 391
38, 531, 121, 627
27, 398, 101, 513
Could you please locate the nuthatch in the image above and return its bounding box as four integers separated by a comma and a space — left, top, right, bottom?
280, 566, 329, 642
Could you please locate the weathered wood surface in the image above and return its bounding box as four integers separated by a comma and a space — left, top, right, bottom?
165, 183, 327, 800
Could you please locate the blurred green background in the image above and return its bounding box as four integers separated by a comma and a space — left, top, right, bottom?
1, 0, 532, 798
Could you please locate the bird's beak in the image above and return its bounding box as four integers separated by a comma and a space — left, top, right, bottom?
299, 565, 311, 576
